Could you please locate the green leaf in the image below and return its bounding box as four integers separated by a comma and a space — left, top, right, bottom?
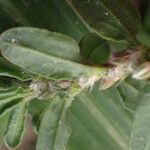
0, 57, 34, 81
0, 113, 10, 140
0, 0, 134, 51
0, 86, 22, 100
0, 0, 88, 41
79, 32, 110, 64
32, 113, 42, 134
143, 1, 150, 32
0, 27, 82, 62
28, 99, 49, 116
0, 27, 106, 80
130, 83, 150, 150
137, 29, 150, 48
0, 0, 29, 33
0, 89, 30, 118
66, 0, 141, 43
117, 81, 139, 112
117, 77, 147, 112
0, 77, 18, 92
126, 77, 147, 91
109, 40, 129, 52
36, 96, 71, 150
0, 96, 23, 118
4, 101, 27, 149
68, 85, 133, 150
28, 99, 49, 134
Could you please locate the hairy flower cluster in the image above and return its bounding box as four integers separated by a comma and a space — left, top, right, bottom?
100, 62, 135, 90
29, 49, 148, 95
29, 80, 72, 100
99, 50, 139, 90
78, 75, 99, 90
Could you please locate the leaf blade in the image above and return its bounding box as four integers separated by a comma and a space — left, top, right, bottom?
130, 83, 150, 150
79, 32, 110, 64
0, 96, 23, 118
4, 101, 27, 149
66, 0, 141, 42
0, 57, 34, 81
68, 85, 133, 150
0, 0, 88, 41
0, 88, 31, 118
36, 96, 71, 150
0, 27, 106, 80
117, 77, 147, 112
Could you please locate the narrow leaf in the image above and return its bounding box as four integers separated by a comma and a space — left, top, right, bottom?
28, 99, 49, 134
0, 0, 29, 33
143, 1, 150, 31
4, 101, 27, 149
28, 99, 49, 116
0, 77, 15, 91
0, 27, 82, 62
0, 91, 30, 118
66, 0, 141, 43
117, 81, 139, 111
68, 86, 132, 150
32, 113, 42, 134
0, 96, 23, 118
130, 83, 150, 150
0, 86, 22, 100
36, 96, 71, 150
0, 0, 88, 41
0, 57, 34, 81
117, 77, 147, 112
0, 27, 106, 80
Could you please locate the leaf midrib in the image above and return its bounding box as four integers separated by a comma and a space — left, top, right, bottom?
2, 41, 102, 70
66, 0, 138, 43
99, 1, 137, 39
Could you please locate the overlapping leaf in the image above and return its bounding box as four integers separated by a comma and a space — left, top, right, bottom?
28, 99, 49, 134
0, 82, 32, 119
0, 0, 88, 41
79, 32, 110, 64
0, 85, 22, 117
4, 101, 27, 149
117, 77, 147, 112
0, 57, 33, 81
36, 96, 72, 150
68, 85, 133, 150
66, 0, 141, 43
130, 83, 150, 150
0, 27, 106, 80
